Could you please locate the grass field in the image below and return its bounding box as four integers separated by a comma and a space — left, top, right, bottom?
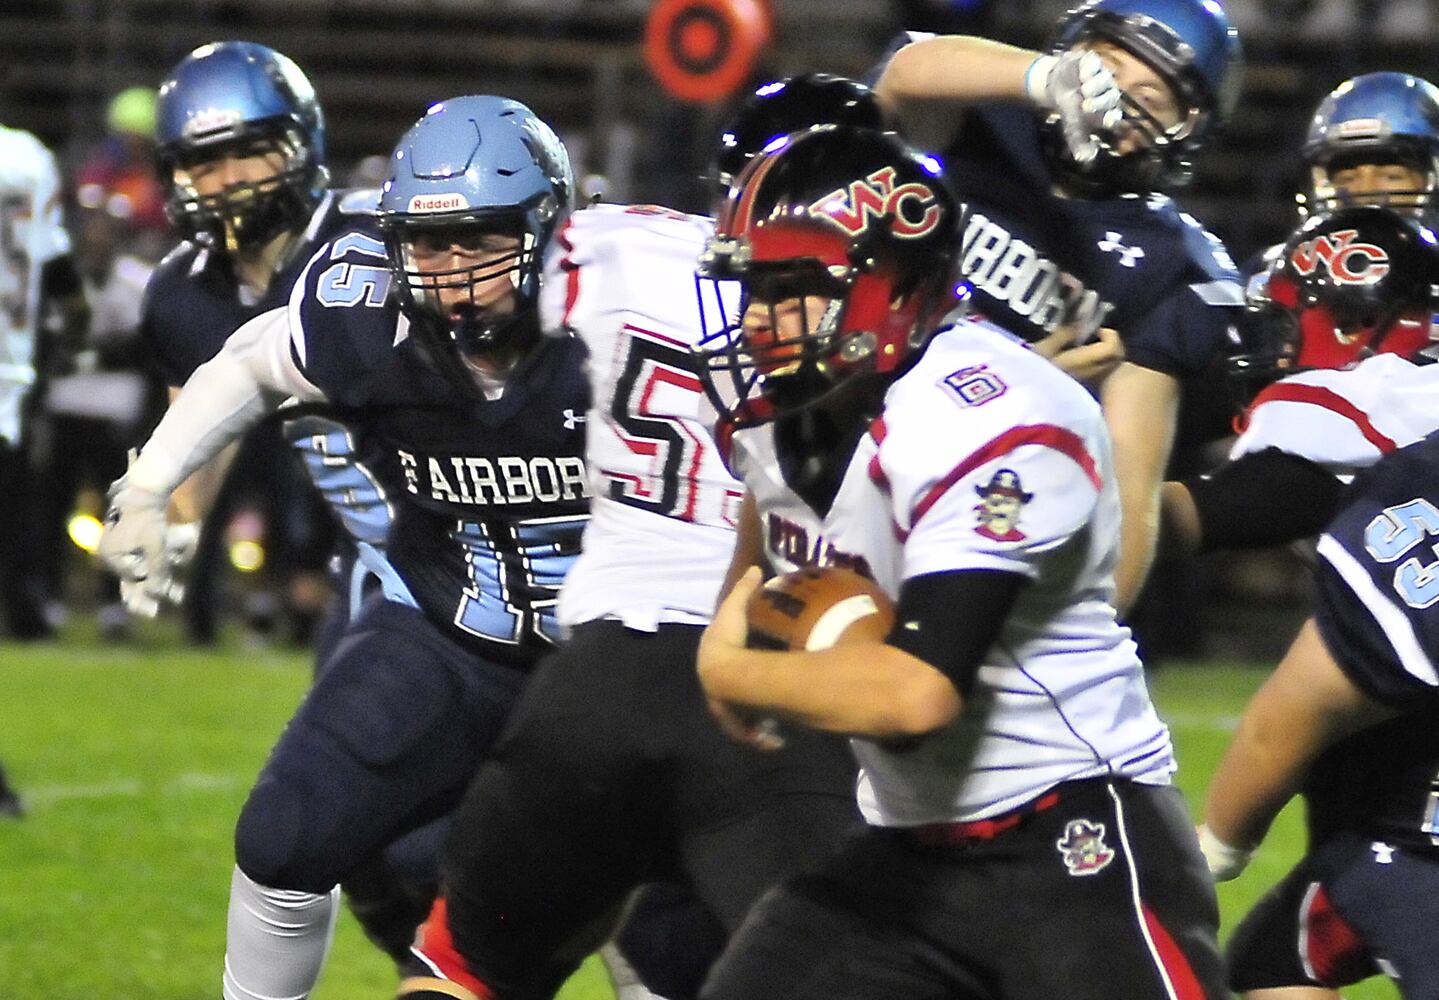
0, 627, 1399, 1000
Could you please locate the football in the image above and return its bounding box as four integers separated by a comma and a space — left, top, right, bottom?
745, 566, 897, 651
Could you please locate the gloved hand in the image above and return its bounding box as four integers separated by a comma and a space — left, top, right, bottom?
1196, 823, 1253, 882
1025, 50, 1123, 165
160, 521, 202, 606
98, 455, 173, 618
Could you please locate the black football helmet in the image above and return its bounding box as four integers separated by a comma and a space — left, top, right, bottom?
696, 126, 962, 432
1230, 205, 1439, 398
710, 74, 887, 200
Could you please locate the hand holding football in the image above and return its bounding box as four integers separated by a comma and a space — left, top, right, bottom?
745, 566, 897, 651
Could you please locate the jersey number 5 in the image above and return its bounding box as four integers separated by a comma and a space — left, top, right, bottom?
1364, 498, 1439, 609
608, 329, 710, 521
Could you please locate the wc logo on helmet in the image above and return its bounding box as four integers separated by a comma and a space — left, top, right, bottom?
1290, 229, 1390, 285
407, 192, 469, 213
809, 167, 942, 240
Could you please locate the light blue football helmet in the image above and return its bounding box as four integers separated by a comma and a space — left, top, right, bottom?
1302, 72, 1439, 226
377, 95, 573, 384
155, 41, 327, 251
1046, 0, 1243, 194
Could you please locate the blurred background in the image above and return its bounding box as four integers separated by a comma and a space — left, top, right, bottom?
6, 0, 1438, 661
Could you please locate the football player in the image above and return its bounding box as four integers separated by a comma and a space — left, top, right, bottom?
101, 95, 588, 1000
140, 40, 435, 968
873, 0, 1246, 615
394, 76, 879, 1000
693, 125, 1226, 1000
0, 120, 88, 817
1299, 71, 1439, 229
0, 121, 87, 640
1240, 71, 1439, 300
1164, 205, 1439, 560
1151, 206, 1439, 1000
140, 41, 361, 633
1197, 432, 1439, 999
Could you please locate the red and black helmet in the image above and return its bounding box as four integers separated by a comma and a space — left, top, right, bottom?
1230, 205, 1439, 394
695, 126, 963, 430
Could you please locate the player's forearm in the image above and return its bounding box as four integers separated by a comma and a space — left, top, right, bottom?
698, 639, 961, 739
128, 350, 275, 496
128, 310, 321, 497
168, 440, 239, 524
1203, 689, 1306, 851
1102, 363, 1179, 615
1158, 481, 1203, 561
876, 36, 1036, 110
717, 492, 767, 605
1205, 621, 1392, 850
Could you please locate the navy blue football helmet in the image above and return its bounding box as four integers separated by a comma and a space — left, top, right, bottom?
1301, 72, 1439, 227
155, 41, 327, 252
377, 96, 573, 389
1045, 0, 1242, 195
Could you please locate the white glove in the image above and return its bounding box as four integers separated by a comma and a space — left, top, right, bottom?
98, 459, 173, 618
159, 521, 202, 606
1026, 50, 1122, 165
1196, 823, 1253, 883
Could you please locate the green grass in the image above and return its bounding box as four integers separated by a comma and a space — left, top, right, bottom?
0, 634, 1398, 999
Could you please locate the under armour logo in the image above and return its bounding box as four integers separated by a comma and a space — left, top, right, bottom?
1098, 231, 1145, 268
1372, 841, 1395, 864
562, 409, 587, 430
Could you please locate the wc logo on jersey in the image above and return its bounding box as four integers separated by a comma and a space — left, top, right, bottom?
1290, 229, 1390, 285
809, 167, 942, 240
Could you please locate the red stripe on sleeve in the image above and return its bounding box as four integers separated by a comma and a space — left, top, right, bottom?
1248, 382, 1396, 455
910, 423, 1100, 529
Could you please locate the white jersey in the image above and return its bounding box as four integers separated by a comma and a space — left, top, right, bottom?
729, 319, 1174, 826
1231, 353, 1439, 478
0, 125, 71, 443
540, 203, 744, 631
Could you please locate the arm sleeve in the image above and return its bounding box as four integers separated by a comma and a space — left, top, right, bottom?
886, 568, 1027, 696
1185, 447, 1343, 553
125, 306, 324, 495
1122, 283, 1241, 378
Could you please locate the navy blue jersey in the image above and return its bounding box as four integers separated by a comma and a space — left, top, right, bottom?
141, 189, 377, 387
1309, 432, 1439, 853
943, 103, 1242, 378
140, 189, 398, 556
290, 225, 591, 666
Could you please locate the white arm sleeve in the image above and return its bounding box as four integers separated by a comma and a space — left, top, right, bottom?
126, 306, 325, 495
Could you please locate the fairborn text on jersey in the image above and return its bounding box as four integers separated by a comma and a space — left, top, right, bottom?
396, 450, 590, 506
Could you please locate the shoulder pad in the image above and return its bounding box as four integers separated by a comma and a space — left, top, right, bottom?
339, 188, 381, 216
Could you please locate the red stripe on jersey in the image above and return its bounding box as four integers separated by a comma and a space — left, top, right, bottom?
1140, 903, 1207, 1000
867, 417, 890, 490
556, 222, 581, 328
1302, 883, 1373, 985
1249, 382, 1397, 455
412, 897, 497, 1000
910, 424, 1100, 529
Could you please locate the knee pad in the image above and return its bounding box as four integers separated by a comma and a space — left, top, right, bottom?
235, 774, 337, 893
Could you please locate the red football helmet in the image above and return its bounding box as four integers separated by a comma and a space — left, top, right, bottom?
694, 125, 963, 430
1231, 206, 1439, 393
